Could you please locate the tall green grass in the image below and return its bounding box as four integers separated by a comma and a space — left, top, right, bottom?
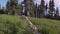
29, 17, 60, 34
0, 14, 33, 34
0, 14, 60, 34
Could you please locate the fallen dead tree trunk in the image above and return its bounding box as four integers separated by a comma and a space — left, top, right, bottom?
22, 15, 42, 34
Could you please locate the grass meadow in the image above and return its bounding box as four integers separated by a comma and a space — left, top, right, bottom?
0, 14, 60, 34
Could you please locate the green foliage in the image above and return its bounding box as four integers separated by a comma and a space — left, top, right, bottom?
49, 0, 55, 15
6, 0, 10, 10
16, 4, 22, 15
40, 0, 45, 17
0, 14, 33, 34
55, 7, 59, 16
6, 0, 22, 15
30, 2, 35, 17
23, 0, 35, 17
0, 4, 1, 10
29, 17, 60, 34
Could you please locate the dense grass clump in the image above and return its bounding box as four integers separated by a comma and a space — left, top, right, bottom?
0, 14, 33, 34
29, 17, 60, 34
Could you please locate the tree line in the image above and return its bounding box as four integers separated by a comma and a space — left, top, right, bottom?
0, 0, 60, 19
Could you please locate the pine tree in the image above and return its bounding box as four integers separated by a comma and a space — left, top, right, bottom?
2, 7, 5, 11
0, 4, 1, 10
6, 0, 10, 9
23, 0, 35, 17
55, 7, 59, 16
17, 4, 22, 15
49, 0, 55, 16
49, 0, 51, 14
0, 4, 1, 14
10, 0, 18, 15
6, 0, 19, 15
0, 5, 5, 14
37, 5, 41, 18
40, 0, 45, 17
45, 3, 48, 16
0, 7, 5, 14
30, 1, 35, 17
6, 0, 22, 15
34, 3, 38, 18
6, 0, 10, 14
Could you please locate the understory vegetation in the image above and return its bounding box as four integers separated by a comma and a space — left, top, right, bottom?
29, 17, 60, 34
0, 14, 33, 34
0, 14, 60, 34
